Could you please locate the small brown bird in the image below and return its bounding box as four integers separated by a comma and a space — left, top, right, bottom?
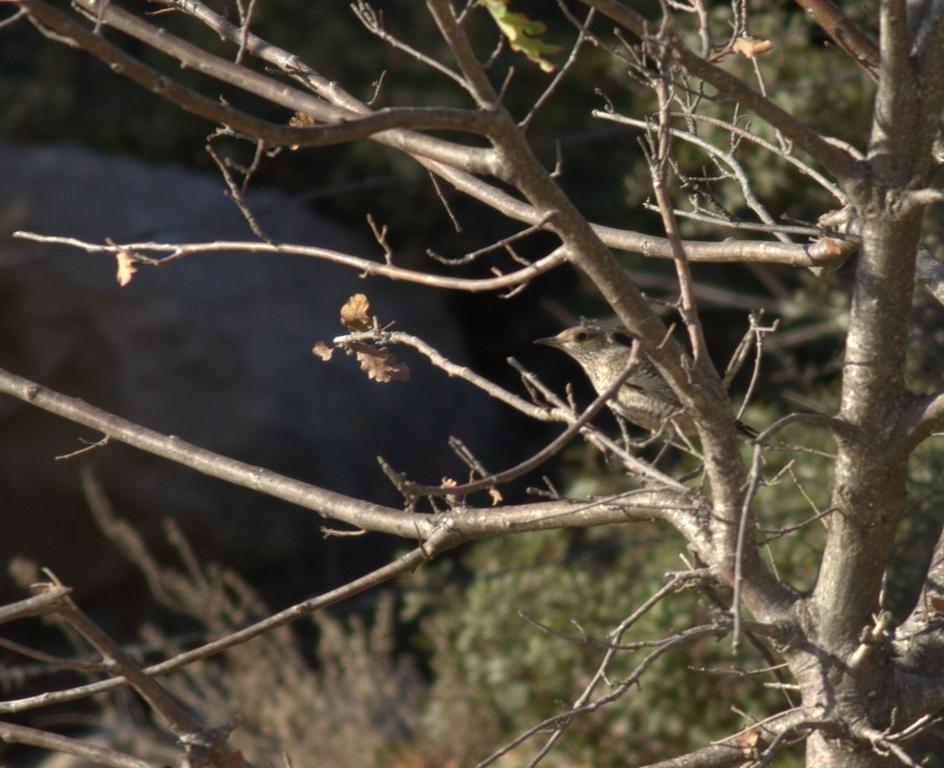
536, 322, 756, 439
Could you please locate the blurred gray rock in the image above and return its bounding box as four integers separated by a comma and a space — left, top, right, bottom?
0, 141, 510, 606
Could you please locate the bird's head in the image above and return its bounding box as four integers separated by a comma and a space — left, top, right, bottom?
534, 323, 634, 366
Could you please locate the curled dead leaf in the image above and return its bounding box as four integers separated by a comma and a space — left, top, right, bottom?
312, 341, 334, 361
116, 250, 138, 287
732, 36, 772, 59
351, 342, 410, 383
341, 293, 372, 332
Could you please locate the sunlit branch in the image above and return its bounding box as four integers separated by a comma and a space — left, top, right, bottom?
12, 232, 567, 294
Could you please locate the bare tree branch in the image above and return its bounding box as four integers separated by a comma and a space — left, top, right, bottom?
8, 0, 944, 763
12, 232, 568, 294
0, 721, 162, 768
579, 0, 865, 182
23, 0, 501, 173
0, 587, 72, 625
64, 0, 851, 269
638, 711, 808, 768
0, 527, 462, 715
0, 366, 694, 540
394, 343, 688, 496
0, 366, 431, 538
476, 621, 730, 767
792, 0, 880, 81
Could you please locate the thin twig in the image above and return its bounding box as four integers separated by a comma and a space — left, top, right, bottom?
351, 0, 475, 96
0, 527, 461, 715
733, 443, 764, 651
477, 622, 727, 767
205, 140, 273, 244
0, 721, 161, 768
399, 344, 688, 496
519, 5, 595, 130
12, 232, 568, 294
649, 76, 709, 364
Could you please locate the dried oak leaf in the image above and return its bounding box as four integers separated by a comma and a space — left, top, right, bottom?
340, 293, 373, 332
732, 36, 773, 59
352, 342, 410, 383
115, 250, 138, 286
312, 341, 334, 361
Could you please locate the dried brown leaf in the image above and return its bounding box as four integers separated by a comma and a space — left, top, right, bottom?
116, 250, 138, 287
341, 293, 372, 332
353, 343, 410, 383
732, 36, 772, 59
312, 341, 334, 361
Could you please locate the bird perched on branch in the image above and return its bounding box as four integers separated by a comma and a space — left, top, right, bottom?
535, 322, 756, 440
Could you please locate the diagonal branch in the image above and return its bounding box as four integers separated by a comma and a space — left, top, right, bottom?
894, 526, 944, 685
893, 389, 944, 459
0, 366, 695, 538
0, 366, 430, 539
792, 0, 880, 81
425, 0, 500, 108
0, 587, 72, 625
650, 77, 710, 363
598, 111, 798, 240
0, 527, 461, 715
12, 233, 568, 294
422, 0, 794, 624
478, 620, 737, 767
0, 721, 161, 768
395, 344, 689, 495
637, 709, 811, 768
22, 0, 500, 175
144, 0, 853, 268
0, 491, 699, 719
579, 0, 865, 182
417, 157, 851, 265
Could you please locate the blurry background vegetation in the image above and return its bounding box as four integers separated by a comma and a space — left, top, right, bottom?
3, 0, 944, 764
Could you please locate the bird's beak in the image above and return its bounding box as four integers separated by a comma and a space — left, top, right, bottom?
533, 335, 561, 349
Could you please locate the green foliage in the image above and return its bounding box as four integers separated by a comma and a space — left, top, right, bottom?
402, 527, 799, 766
479, 0, 561, 72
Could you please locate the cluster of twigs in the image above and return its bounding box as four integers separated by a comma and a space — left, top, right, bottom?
2, 0, 944, 766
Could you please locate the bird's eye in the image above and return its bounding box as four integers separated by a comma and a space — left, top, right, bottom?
610, 331, 633, 348
574, 330, 589, 342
